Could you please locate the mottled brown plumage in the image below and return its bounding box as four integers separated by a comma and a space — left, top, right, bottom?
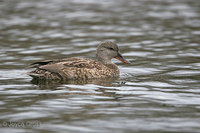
28, 41, 130, 80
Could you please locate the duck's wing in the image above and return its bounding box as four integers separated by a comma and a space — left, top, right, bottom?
39, 58, 102, 73
28, 57, 79, 68
28, 60, 54, 68
28, 58, 105, 79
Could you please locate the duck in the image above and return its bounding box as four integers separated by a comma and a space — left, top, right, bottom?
28, 41, 130, 80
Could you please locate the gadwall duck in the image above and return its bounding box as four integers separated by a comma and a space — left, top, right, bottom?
28, 41, 130, 80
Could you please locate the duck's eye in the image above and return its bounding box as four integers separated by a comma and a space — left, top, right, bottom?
109, 47, 114, 50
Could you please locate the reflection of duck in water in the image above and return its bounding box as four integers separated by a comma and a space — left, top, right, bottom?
28, 41, 130, 80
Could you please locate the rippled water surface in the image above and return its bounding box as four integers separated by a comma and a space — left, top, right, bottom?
0, 0, 200, 132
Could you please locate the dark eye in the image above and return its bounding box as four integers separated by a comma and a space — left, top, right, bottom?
109, 47, 114, 50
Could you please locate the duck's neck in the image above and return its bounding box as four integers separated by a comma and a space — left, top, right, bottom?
96, 54, 112, 64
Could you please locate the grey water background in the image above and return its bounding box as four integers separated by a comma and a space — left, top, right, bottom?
0, 0, 200, 132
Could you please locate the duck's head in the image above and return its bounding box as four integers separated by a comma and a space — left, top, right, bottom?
96, 41, 130, 64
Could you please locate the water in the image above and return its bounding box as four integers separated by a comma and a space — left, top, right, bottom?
0, 0, 200, 132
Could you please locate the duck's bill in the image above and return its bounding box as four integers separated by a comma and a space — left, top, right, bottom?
115, 53, 130, 64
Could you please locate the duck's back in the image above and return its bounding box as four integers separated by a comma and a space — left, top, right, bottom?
28, 57, 119, 80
